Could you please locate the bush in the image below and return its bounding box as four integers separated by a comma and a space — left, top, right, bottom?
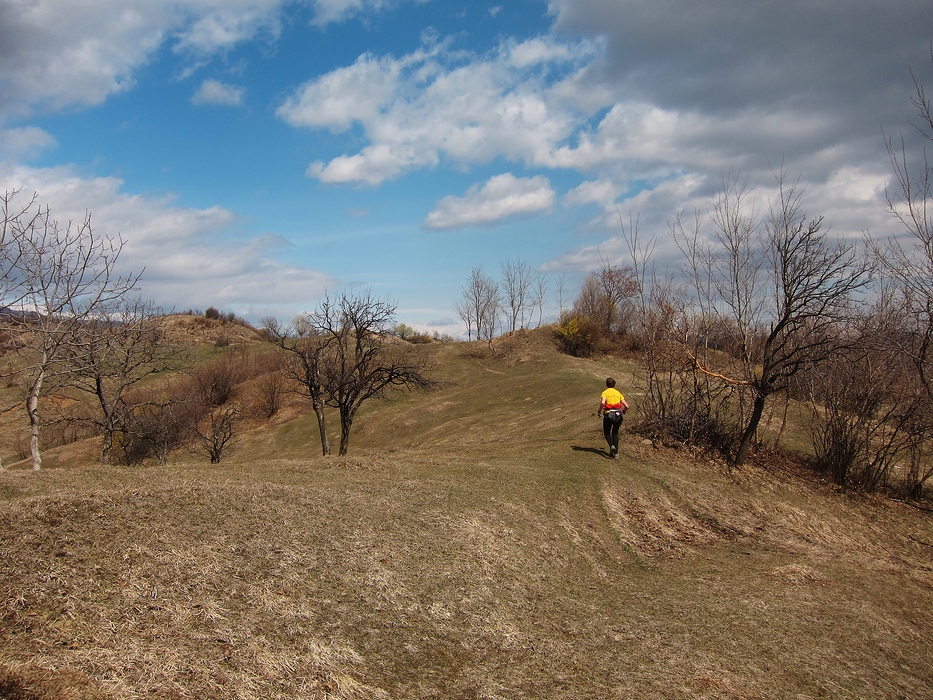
555, 313, 600, 357
205, 307, 220, 320
112, 386, 200, 465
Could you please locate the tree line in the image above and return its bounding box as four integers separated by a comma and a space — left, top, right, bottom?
455, 259, 569, 350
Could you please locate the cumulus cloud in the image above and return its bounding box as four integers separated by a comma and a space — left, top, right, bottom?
0, 127, 57, 161
174, 0, 286, 54
277, 52, 409, 131
424, 173, 555, 230
0, 164, 336, 317
0, 0, 290, 118
564, 178, 627, 211
307, 0, 429, 26
191, 79, 245, 106
282, 35, 602, 185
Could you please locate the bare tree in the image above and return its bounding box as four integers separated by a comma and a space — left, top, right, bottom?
262, 316, 334, 456
193, 404, 239, 464
0, 190, 34, 307
5, 196, 140, 470
882, 48, 933, 402
311, 290, 436, 456
672, 173, 872, 465
554, 272, 569, 315
501, 258, 532, 332
0, 190, 36, 470
532, 271, 550, 327
459, 267, 501, 349
866, 49, 933, 495
116, 383, 198, 465
573, 254, 639, 337
454, 297, 474, 341
59, 298, 174, 464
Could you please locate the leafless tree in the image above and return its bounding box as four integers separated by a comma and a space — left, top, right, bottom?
262, 316, 334, 456
554, 272, 569, 315
802, 310, 930, 494
865, 49, 933, 495
59, 298, 174, 464
573, 253, 639, 337
672, 173, 872, 465
193, 404, 239, 464
881, 48, 933, 402
189, 349, 250, 408
116, 383, 198, 465
4, 195, 140, 470
311, 290, 436, 456
501, 258, 532, 332
0, 191, 35, 469
454, 297, 474, 341
459, 267, 501, 349
531, 271, 549, 327
0, 190, 34, 307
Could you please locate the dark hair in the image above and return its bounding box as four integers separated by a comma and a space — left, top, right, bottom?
606, 377, 616, 388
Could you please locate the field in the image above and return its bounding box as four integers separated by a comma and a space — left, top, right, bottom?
2, 329, 933, 699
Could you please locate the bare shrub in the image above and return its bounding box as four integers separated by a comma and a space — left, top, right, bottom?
804, 346, 928, 492
252, 352, 287, 419
192, 404, 239, 463
113, 384, 199, 465
189, 350, 250, 407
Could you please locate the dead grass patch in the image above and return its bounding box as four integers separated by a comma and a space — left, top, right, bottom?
2, 330, 933, 698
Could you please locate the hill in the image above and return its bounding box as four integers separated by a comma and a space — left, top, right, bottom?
158, 313, 264, 346
1, 328, 932, 699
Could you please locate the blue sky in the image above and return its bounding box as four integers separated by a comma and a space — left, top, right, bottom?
1, 0, 932, 336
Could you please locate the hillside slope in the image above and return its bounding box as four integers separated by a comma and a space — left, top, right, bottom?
2, 329, 932, 699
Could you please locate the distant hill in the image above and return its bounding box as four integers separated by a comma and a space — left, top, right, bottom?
158, 313, 263, 346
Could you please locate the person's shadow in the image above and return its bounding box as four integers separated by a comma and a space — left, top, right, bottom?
571, 445, 613, 459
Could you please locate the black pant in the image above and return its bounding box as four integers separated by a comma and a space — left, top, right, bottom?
603, 411, 622, 452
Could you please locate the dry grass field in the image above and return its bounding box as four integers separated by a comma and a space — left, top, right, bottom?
2, 329, 933, 699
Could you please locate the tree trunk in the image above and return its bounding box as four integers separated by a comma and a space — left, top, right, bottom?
314, 400, 330, 456
735, 393, 765, 466
27, 369, 44, 471
95, 375, 113, 465
338, 406, 355, 456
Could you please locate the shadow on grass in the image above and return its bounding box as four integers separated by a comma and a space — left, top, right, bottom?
571, 445, 612, 459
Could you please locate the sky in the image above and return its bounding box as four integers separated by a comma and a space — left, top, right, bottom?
1, 0, 932, 337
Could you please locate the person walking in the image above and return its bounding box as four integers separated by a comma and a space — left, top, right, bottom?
599, 377, 629, 459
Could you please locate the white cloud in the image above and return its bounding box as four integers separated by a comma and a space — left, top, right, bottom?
174, 0, 285, 54
277, 52, 408, 131
282, 35, 601, 185
424, 173, 555, 230
0, 1, 168, 115
0, 0, 290, 119
0, 127, 58, 161
307, 0, 428, 26
191, 79, 245, 106
564, 178, 626, 210
0, 164, 336, 317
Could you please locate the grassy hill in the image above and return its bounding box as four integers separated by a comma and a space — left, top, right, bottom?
1, 328, 932, 699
